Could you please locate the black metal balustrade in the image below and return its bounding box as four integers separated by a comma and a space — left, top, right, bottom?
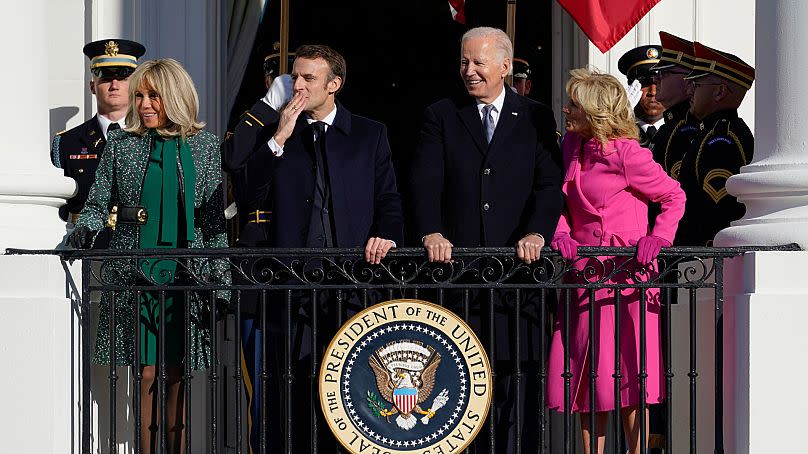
7, 245, 799, 454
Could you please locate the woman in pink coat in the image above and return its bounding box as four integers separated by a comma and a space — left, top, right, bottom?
547, 68, 685, 454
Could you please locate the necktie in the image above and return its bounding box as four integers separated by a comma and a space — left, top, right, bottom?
646, 125, 657, 142
312, 121, 327, 154
482, 104, 495, 144
311, 121, 329, 196
107, 122, 120, 135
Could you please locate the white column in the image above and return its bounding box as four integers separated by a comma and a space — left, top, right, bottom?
0, 0, 74, 251
717, 6, 808, 454
723, 252, 808, 454
0, 2, 79, 453
714, 1, 808, 247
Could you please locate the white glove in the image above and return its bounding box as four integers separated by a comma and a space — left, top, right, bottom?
625, 79, 643, 109
262, 74, 294, 110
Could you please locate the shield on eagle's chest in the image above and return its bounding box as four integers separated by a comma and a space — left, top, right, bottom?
392, 387, 418, 414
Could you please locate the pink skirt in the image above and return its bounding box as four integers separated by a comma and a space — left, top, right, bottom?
546, 260, 665, 413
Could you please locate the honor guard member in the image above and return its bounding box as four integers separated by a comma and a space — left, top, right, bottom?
51, 39, 146, 224
677, 42, 755, 246
618, 45, 665, 149
222, 51, 295, 240
512, 57, 532, 96
263, 51, 295, 90
650, 32, 700, 179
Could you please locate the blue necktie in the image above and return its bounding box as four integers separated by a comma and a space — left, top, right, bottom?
482, 104, 495, 144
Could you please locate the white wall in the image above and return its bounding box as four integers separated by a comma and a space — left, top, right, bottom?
552, 0, 756, 130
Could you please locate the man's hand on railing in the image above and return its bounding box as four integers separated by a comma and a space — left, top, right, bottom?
632, 235, 671, 265
422, 232, 453, 263
66, 226, 97, 249
516, 233, 544, 264
550, 234, 579, 261
364, 237, 395, 264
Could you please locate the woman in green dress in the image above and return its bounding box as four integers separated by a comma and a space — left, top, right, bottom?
70, 58, 229, 454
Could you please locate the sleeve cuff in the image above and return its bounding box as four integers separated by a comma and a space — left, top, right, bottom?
268, 137, 284, 157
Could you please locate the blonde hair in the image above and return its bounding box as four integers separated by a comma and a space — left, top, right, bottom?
125, 58, 205, 138
566, 68, 639, 149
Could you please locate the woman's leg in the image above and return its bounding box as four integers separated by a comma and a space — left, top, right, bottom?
622, 405, 649, 454
140, 365, 185, 454
140, 365, 156, 454
166, 368, 186, 454
580, 411, 608, 454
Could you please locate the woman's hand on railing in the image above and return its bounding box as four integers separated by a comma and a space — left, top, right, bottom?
66, 226, 97, 249
550, 234, 579, 261
632, 235, 671, 265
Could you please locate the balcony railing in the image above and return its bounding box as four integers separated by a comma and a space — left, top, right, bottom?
7, 245, 798, 454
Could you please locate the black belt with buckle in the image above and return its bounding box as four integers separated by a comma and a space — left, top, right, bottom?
247, 210, 271, 223
106, 205, 149, 230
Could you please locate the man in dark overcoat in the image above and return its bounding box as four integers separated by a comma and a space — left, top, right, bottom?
410, 26, 563, 453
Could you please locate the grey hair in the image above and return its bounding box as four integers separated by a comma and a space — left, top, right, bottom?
461, 27, 514, 74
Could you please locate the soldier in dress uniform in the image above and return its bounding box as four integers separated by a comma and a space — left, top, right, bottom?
512, 57, 532, 96
51, 39, 146, 224
676, 42, 755, 246
618, 45, 665, 149
650, 32, 700, 179
263, 51, 295, 91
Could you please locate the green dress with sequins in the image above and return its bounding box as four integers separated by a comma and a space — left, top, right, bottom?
138, 133, 197, 365
76, 128, 230, 369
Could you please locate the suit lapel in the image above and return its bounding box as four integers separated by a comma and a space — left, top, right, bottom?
456, 100, 487, 156
487, 89, 520, 157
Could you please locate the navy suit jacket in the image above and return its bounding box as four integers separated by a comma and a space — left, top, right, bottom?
411, 88, 563, 246
227, 101, 403, 248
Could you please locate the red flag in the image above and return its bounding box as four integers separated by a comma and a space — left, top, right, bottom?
557, 0, 661, 53
448, 0, 465, 25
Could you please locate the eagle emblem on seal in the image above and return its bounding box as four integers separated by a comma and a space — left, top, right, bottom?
367, 340, 449, 431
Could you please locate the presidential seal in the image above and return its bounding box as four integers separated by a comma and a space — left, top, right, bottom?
319, 299, 491, 454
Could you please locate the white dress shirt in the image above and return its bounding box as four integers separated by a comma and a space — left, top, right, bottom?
638, 117, 665, 133
96, 114, 126, 139
475, 86, 507, 128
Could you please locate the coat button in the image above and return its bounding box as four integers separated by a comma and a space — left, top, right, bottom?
306, 198, 313, 204
78, 168, 84, 173
483, 203, 490, 211
483, 168, 491, 175
593, 228, 602, 237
